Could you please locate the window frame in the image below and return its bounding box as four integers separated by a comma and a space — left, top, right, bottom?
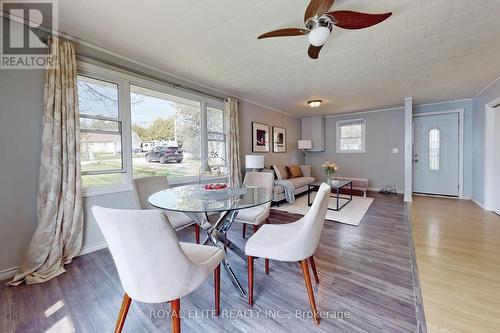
207, 107, 227, 159
336, 119, 366, 154
78, 61, 226, 196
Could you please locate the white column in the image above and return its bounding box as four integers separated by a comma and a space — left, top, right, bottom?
404, 97, 413, 202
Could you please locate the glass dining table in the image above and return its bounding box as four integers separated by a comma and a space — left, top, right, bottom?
148, 184, 273, 297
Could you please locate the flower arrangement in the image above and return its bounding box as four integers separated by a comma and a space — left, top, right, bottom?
322, 162, 339, 184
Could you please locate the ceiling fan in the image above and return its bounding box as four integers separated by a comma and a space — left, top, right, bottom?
257, 0, 392, 59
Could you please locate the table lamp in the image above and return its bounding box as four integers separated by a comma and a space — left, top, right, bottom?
245, 155, 264, 171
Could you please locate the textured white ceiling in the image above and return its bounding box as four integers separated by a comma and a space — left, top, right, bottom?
57, 0, 500, 116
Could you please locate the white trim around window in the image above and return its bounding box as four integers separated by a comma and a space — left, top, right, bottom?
77, 61, 225, 197
336, 119, 366, 153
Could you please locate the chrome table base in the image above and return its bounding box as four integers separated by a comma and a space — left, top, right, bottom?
185, 210, 246, 297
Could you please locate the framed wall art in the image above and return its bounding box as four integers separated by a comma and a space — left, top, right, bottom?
272, 126, 286, 153
252, 122, 270, 153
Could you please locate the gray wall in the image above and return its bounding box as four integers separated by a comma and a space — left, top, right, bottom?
238, 100, 303, 171
472, 79, 500, 205
0, 69, 45, 272
414, 99, 474, 198
305, 109, 406, 191
0, 60, 303, 274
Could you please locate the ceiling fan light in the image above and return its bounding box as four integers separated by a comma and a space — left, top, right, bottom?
308, 26, 330, 46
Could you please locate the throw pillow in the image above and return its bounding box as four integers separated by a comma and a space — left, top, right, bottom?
272, 165, 289, 180
287, 165, 303, 178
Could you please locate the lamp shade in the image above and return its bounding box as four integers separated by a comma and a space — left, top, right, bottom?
245, 155, 264, 169
298, 140, 312, 150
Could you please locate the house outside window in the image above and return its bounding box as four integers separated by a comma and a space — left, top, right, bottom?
78, 75, 125, 190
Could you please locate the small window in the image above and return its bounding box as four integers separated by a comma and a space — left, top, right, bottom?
429, 128, 440, 171
336, 119, 366, 153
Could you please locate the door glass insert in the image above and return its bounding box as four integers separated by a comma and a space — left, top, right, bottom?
429, 128, 440, 171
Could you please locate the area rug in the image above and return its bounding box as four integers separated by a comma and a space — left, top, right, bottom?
271, 194, 374, 226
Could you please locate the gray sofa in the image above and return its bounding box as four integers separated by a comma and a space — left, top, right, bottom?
263, 165, 315, 203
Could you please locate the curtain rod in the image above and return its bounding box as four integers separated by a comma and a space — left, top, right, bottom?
77, 54, 226, 102
1, 12, 227, 102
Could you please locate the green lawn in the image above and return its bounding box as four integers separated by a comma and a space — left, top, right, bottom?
82, 152, 200, 188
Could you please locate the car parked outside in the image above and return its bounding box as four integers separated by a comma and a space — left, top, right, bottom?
145, 145, 183, 164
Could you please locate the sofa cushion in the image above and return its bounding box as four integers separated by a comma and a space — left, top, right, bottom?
272, 165, 289, 180
287, 165, 303, 178
288, 176, 315, 188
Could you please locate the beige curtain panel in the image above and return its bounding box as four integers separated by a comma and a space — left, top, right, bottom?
224, 98, 242, 186
9, 38, 84, 286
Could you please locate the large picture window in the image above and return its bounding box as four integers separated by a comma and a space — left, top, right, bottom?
130, 85, 202, 179
77, 62, 226, 195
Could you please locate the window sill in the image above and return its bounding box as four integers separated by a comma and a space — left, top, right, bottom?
336, 150, 365, 154
82, 175, 229, 197
83, 184, 134, 197
168, 175, 229, 187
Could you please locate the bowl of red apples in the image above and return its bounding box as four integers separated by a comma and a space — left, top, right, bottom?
202, 183, 229, 192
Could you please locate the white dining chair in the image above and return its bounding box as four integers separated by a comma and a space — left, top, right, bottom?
235, 172, 274, 238
245, 183, 331, 325
133, 176, 200, 243
92, 206, 224, 333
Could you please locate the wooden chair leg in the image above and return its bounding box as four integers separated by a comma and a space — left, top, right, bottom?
247, 256, 254, 306
114, 293, 132, 333
194, 224, 200, 244
252, 225, 259, 233
242, 224, 246, 238
300, 260, 320, 325
171, 299, 181, 333
214, 264, 220, 316
309, 256, 319, 284
265, 258, 269, 275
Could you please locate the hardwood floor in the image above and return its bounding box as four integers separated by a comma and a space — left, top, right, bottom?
1, 193, 424, 332
411, 196, 500, 333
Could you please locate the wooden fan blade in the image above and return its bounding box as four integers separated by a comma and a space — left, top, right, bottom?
327, 11, 392, 29
258, 28, 309, 39
304, 0, 335, 22
308, 44, 323, 59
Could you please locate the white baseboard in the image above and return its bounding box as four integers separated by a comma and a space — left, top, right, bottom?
0, 266, 18, 281
472, 198, 485, 209
0, 241, 108, 282
78, 240, 108, 256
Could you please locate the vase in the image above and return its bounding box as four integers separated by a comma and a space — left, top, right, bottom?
326, 173, 335, 185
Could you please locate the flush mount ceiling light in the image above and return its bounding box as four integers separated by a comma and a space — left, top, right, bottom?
308, 100, 322, 108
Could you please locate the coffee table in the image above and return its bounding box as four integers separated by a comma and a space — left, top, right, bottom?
308, 180, 353, 211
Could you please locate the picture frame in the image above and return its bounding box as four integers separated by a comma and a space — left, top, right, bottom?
252, 122, 270, 153
272, 126, 287, 153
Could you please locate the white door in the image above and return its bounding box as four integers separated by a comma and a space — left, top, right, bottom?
413, 113, 460, 196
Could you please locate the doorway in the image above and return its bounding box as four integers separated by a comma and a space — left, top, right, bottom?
413, 111, 463, 197
484, 98, 500, 214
